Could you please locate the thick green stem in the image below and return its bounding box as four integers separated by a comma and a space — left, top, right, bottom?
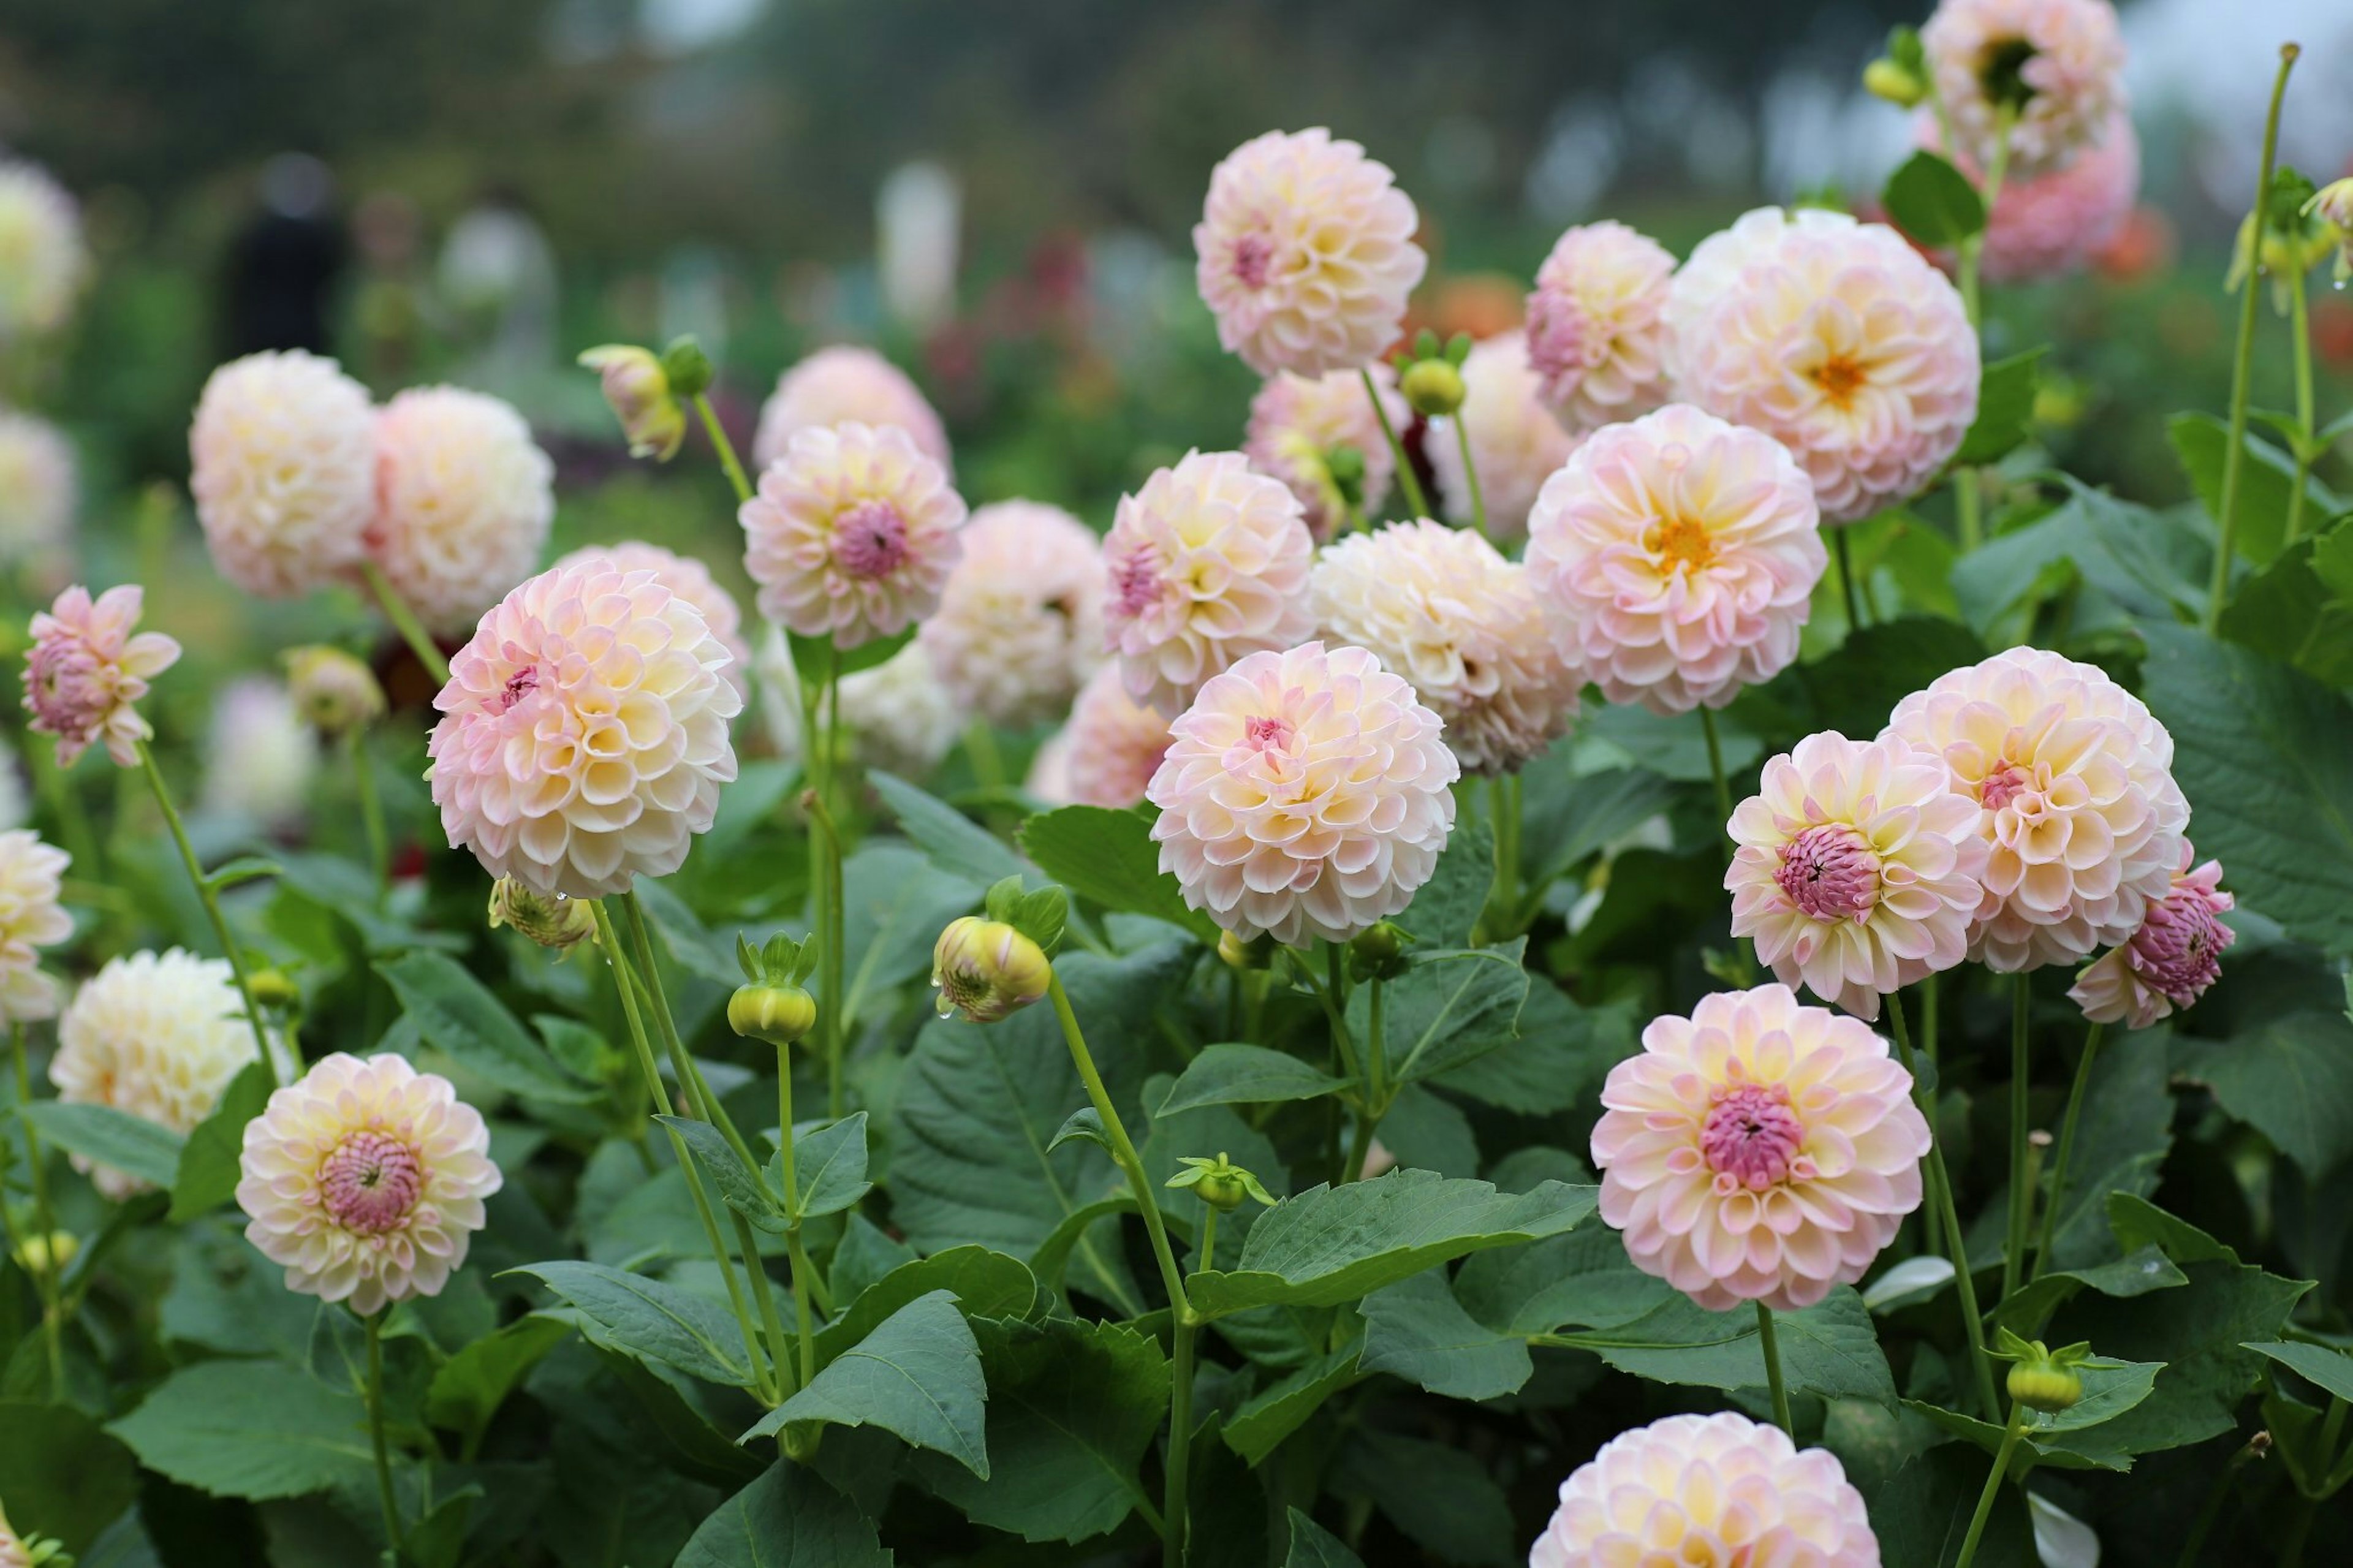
1756, 1301, 1794, 1437
360, 559, 450, 685
8, 1023, 64, 1393
1345, 976, 1387, 1184
1450, 414, 1490, 541
1834, 528, 1866, 631
2003, 975, 2031, 1305
801, 775, 849, 1119
1168, 1301, 1197, 1568
775, 1051, 819, 1391
2030, 1022, 2103, 1283
1889, 992, 2001, 1420
1956, 1406, 2029, 1568
2286, 260, 2317, 547
1361, 369, 1430, 520
349, 730, 388, 897
136, 740, 279, 1086
366, 1311, 405, 1562
1699, 706, 1736, 844
1488, 774, 1521, 937
694, 392, 755, 506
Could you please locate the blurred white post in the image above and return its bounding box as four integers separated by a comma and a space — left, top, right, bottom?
877, 161, 960, 333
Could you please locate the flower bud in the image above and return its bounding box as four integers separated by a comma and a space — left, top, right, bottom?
1399, 357, 1466, 419
13, 1229, 77, 1276
1167, 1151, 1278, 1212
1347, 919, 1410, 982
729, 982, 817, 1048
1324, 442, 1368, 508
932, 915, 1053, 1024
282, 645, 387, 738
2007, 1357, 2083, 1415
659, 335, 716, 399
578, 344, 687, 461
1218, 929, 1276, 971
487, 878, 597, 951
248, 968, 303, 1009
1862, 58, 1927, 107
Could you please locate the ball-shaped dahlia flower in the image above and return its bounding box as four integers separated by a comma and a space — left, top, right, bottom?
919, 499, 1103, 725
756, 627, 958, 779
22, 584, 180, 768
0, 161, 88, 339
2069, 841, 2234, 1030
1102, 450, 1315, 714
1148, 641, 1457, 946
1243, 364, 1405, 540
367, 386, 554, 635
1524, 404, 1824, 714
1884, 646, 2188, 972
238, 1051, 500, 1315
51, 949, 286, 1200
1593, 984, 1929, 1312
1666, 207, 1978, 525
1310, 519, 1578, 775
1530, 1412, 1879, 1568
740, 421, 966, 649
0, 830, 70, 1025
1425, 331, 1583, 541
1921, 0, 2128, 180
189, 350, 377, 597
1525, 220, 1678, 431
1194, 128, 1426, 378
1926, 109, 2139, 284
1029, 662, 1173, 810
551, 542, 752, 702
1729, 731, 1989, 1019
200, 678, 319, 828
751, 344, 952, 475
428, 554, 741, 898
0, 411, 75, 572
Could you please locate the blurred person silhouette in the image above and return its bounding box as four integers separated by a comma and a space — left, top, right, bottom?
352, 190, 435, 387
222, 153, 347, 357
438, 183, 558, 393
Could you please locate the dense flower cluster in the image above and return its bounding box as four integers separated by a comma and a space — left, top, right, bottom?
920, 500, 1102, 725
552, 541, 752, 701
368, 386, 555, 635
752, 344, 952, 474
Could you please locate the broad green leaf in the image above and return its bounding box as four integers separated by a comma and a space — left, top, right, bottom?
1360, 1270, 1531, 1399
1581, 702, 1762, 782
1396, 820, 1492, 946
1516, 759, 1669, 893
108, 1360, 376, 1501
2246, 1339, 2353, 1403
1018, 805, 1216, 941
1363, 940, 1530, 1088
1436, 983, 1636, 1115
674, 1460, 891, 1567
1561, 1287, 1896, 1404
656, 1114, 786, 1233
789, 1112, 873, 1219
2107, 1192, 2240, 1266
586, 1343, 768, 1489
1029, 1196, 1138, 1302
1881, 149, 1985, 245
1374, 1082, 1479, 1177
741, 1290, 990, 1478
1870, 1447, 2034, 1568
1452, 1206, 1674, 1339
0, 1401, 138, 1550
869, 770, 1027, 885
1222, 1343, 1366, 1464
1331, 1428, 1514, 1568
1952, 486, 2210, 637
814, 1246, 1036, 1368
1996, 1245, 2188, 1336
1047, 1105, 1112, 1156
1797, 618, 1989, 740
2177, 1012, 2353, 1175
426, 1314, 572, 1460
377, 950, 598, 1103
2217, 529, 2353, 686
20, 1100, 184, 1191
1953, 348, 2048, 466
510, 1260, 756, 1387
830, 1213, 917, 1306
1157, 1043, 1349, 1116
2039, 1030, 2173, 1273
1286, 1509, 1368, 1568
2169, 411, 2341, 569
841, 841, 984, 1030
169, 1058, 275, 1221
1904, 1358, 2165, 1471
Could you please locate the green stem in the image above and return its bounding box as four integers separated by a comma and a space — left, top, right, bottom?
366, 1311, 405, 1562
1361, 369, 1429, 520
775, 1048, 819, 1392
1889, 991, 2000, 1420
2029, 1021, 2103, 1284
1834, 528, 1866, 631
2003, 975, 2031, 1306
1951, 104, 2013, 557
2177, 1433, 2268, 1568
2280, 1496, 2315, 1568
694, 392, 755, 505
802, 776, 849, 1119
1450, 414, 1490, 541
360, 559, 450, 685
1168, 1298, 1197, 1568
1957, 469, 1985, 553
1699, 706, 1737, 854
2286, 260, 2316, 547
964, 721, 1007, 792
8, 1023, 64, 1394
349, 730, 388, 898
1956, 1405, 2029, 1568
1345, 975, 1387, 1184
135, 740, 279, 1086
1756, 1301, 1794, 1437
1488, 774, 1521, 937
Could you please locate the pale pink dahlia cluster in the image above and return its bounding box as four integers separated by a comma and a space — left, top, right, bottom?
1194, 128, 1426, 378
1922, 0, 2128, 179
741, 421, 966, 648
919, 499, 1103, 725
428, 554, 742, 898
1243, 364, 1404, 540
22, 584, 181, 767
752, 344, 952, 474
2070, 841, 2234, 1030
1148, 642, 1457, 946
1427, 331, 1582, 540
1028, 662, 1173, 811
1667, 208, 1978, 525
1102, 450, 1314, 714
1884, 646, 2187, 972
1525, 404, 1824, 714
1525, 220, 1678, 431
0, 830, 70, 1024
190, 350, 378, 597
552, 541, 752, 701
1925, 110, 2140, 284
1531, 1412, 1879, 1568
1594, 985, 1929, 1312
368, 386, 555, 635
0, 411, 75, 572
238, 1051, 500, 1315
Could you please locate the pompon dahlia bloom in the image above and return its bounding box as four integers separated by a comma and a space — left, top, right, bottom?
552, 542, 752, 701
200, 678, 319, 828
1530, 1412, 1879, 1568
919, 499, 1103, 725
0, 161, 88, 339
1148, 642, 1457, 946
368, 386, 554, 635
428, 555, 742, 898
23, 584, 181, 767
1729, 732, 1988, 1019
1193, 127, 1427, 378
0, 830, 70, 1024
741, 421, 966, 648
756, 627, 958, 779
0, 411, 75, 570
1923, 110, 2139, 285
1884, 646, 2188, 972
1525, 221, 1678, 431
1244, 364, 1404, 540
1426, 332, 1582, 541
1524, 404, 1824, 714
1665, 208, 1977, 525
1102, 450, 1315, 714
1310, 520, 1578, 775
751, 344, 952, 474
1593, 985, 1929, 1312
1921, 0, 2128, 180
1029, 662, 1173, 809
189, 350, 377, 597
238, 1052, 500, 1315
2069, 842, 2234, 1030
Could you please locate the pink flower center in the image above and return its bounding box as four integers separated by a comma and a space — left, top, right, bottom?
1110, 547, 1166, 618
1701, 1083, 1807, 1191
1979, 761, 2035, 811
1232, 233, 1275, 289
487, 667, 540, 716
319, 1129, 425, 1235
1773, 823, 1881, 922
833, 500, 910, 580
2130, 888, 2232, 1006
26, 638, 110, 737
1245, 714, 1295, 751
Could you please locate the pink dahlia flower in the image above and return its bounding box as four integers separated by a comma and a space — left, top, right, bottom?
751, 344, 952, 475
919, 499, 1103, 725
1530, 1412, 1879, 1568
1426, 331, 1582, 541
1102, 450, 1314, 715
0, 830, 69, 1024
1593, 984, 1930, 1312
1524, 404, 1824, 714
1148, 641, 1457, 946
1194, 128, 1426, 377
1243, 363, 1405, 540
367, 386, 555, 635
1525, 220, 1678, 432
1729, 731, 1989, 1019
1666, 208, 1977, 524
428, 555, 742, 898
189, 350, 377, 597
1921, 0, 2128, 180
1918, 109, 2139, 285
2069, 841, 2234, 1030
1884, 646, 2188, 972
1029, 662, 1173, 810
552, 542, 751, 702
22, 583, 180, 767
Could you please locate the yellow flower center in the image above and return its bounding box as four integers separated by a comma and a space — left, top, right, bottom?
1650, 513, 1717, 575
1809, 354, 1868, 410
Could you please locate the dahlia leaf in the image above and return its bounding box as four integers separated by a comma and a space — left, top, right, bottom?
107, 1359, 379, 1501
870, 768, 1028, 887
167, 1057, 276, 1221
18, 1100, 184, 1191
376, 949, 600, 1104
675, 1460, 890, 1568
1017, 803, 1218, 942
655, 1113, 786, 1232
1222, 1341, 1367, 1463
814, 1247, 1036, 1369
510, 1260, 757, 1388
1360, 1269, 1531, 1400
1952, 347, 2048, 466
742, 1289, 991, 1479
1156, 1043, 1349, 1116
1284, 1508, 1368, 1568
787, 1111, 874, 1220
1881, 150, 1985, 246
2176, 1011, 2353, 1177
2169, 411, 2342, 569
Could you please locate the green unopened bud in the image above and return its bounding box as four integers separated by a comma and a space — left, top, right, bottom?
1862, 58, 1927, 107
13, 1229, 77, 1276
248, 968, 301, 1009
1218, 929, 1277, 971
729, 983, 817, 1048
1994, 1327, 2092, 1414
282, 645, 386, 738
658, 335, 715, 399
488, 879, 598, 951
1347, 920, 1411, 982
1167, 1151, 1278, 1213
580, 344, 688, 461
1399, 357, 1466, 419
932, 916, 1053, 1024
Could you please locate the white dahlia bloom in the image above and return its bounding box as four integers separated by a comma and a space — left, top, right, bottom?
189, 350, 377, 597
428, 555, 742, 898
0, 161, 88, 339
551, 542, 752, 702
367, 386, 554, 635
1029, 662, 1172, 809
199, 678, 320, 828
1243, 364, 1404, 540
0, 411, 75, 571
1922, 0, 2128, 180
751, 344, 952, 475
1525, 221, 1678, 432
0, 830, 70, 1024
919, 499, 1103, 726
1425, 331, 1581, 541
756, 626, 958, 780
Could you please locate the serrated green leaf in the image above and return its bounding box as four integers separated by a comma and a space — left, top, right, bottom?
741, 1290, 990, 1477
1903, 1358, 2165, 1471
1797, 617, 1990, 739
20, 1100, 184, 1191
1882, 150, 1986, 245
426, 1314, 572, 1460
377, 950, 598, 1103
1396, 820, 1491, 946
0, 1400, 138, 1550
1360, 1270, 1531, 1399
1285, 1509, 1367, 1568
510, 1260, 755, 1387
1018, 805, 1216, 941
1363, 941, 1530, 1087
657, 1113, 787, 1232
108, 1360, 376, 1501
789, 1112, 873, 1219
1330, 1428, 1514, 1567
2217, 529, 2353, 686
674, 1460, 892, 1567
1518, 762, 1670, 890
2246, 1339, 2353, 1403
2177, 1012, 2353, 1175
1436, 983, 1635, 1115
2169, 411, 2341, 569
167, 1058, 275, 1222
1996, 1246, 2188, 1337
1561, 1287, 1896, 1404
870, 770, 1027, 886
830, 1213, 918, 1305
1222, 1342, 1366, 1464
2038, 1030, 2174, 1273
1870, 1446, 2034, 1568
815, 1247, 1036, 1368
1157, 1043, 1349, 1116
1453, 1218, 1677, 1337
1953, 348, 2048, 466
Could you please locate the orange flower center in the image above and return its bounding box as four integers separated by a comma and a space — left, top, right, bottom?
1810, 354, 1868, 410
1650, 514, 1716, 575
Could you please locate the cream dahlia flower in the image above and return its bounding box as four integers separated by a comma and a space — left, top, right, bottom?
367, 386, 554, 635
1243, 364, 1404, 540
1311, 519, 1577, 775
552, 542, 752, 702
1194, 127, 1427, 378
1148, 641, 1457, 946
1102, 450, 1314, 714
200, 678, 320, 828
189, 350, 377, 597
1530, 1412, 1880, 1568
1884, 646, 2188, 972
1729, 731, 1988, 1020
1525, 221, 1678, 432
1029, 662, 1172, 809
1425, 331, 1582, 541
751, 344, 952, 475
1666, 207, 1977, 525
0, 411, 75, 571
238, 1051, 500, 1315
428, 554, 741, 898
1921, 0, 2128, 180
2069, 841, 2234, 1031
0, 161, 87, 339
1524, 404, 1824, 714
1929, 110, 2139, 285
919, 499, 1103, 725
1593, 984, 1929, 1312
741, 421, 965, 649
22, 583, 181, 768
756, 626, 958, 780
51, 949, 286, 1200
0, 830, 70, 1024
